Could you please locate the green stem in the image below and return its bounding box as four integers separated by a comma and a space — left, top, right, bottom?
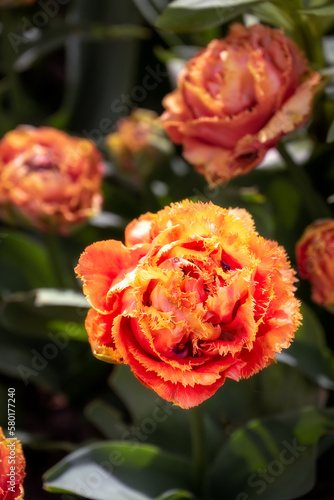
277, 142, 332, 220
45, 233, 76, 289
189, 406, 206, 496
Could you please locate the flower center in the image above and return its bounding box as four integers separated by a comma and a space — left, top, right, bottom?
25, 152, 58, 173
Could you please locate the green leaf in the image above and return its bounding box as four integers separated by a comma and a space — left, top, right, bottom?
155, 0, 265, 32
299, 4, 334, 16
208, 407, 334, 500
43, 441, 192, 500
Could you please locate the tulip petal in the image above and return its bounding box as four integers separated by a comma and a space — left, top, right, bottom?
75, 240, 148, 313
257, 72, 321, 145
85, 308, 124, 364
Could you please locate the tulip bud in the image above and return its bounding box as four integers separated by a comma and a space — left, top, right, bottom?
105, 109, 173, 183
296, 219, 334, 308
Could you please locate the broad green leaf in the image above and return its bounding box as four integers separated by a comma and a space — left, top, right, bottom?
155, 0, 265, 32
43, 441, 192, 500
208, 407, 334, 500
299, 4, 334, 16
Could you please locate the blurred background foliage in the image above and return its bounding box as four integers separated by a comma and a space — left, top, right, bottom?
1, 0, 334, 499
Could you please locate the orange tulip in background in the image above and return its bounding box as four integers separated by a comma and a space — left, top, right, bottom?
105, 108, 172, 181
76, 200, 301, 409
0, 126, 103, 235
296, 219, 334, 308
0, 427, 25, 500
161, 23, 321, 186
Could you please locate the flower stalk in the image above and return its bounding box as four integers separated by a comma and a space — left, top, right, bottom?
189, 406, 206, 495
